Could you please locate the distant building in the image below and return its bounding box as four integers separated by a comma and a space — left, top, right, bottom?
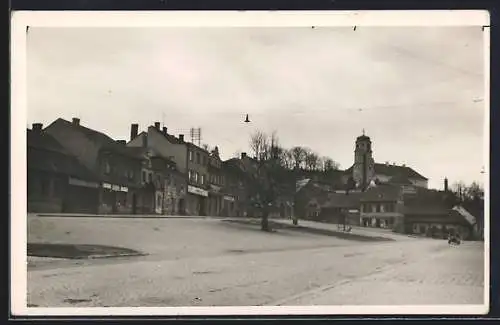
343, 133, 429, 189
45, 118, 143, 214
124, 146, 185, 215
128, 122, 210, 216
27, 124, 100, 213
221, 156, 250, 217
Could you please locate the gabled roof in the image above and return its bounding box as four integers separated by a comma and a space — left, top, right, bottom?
50, 118, 140, 160
387, 174, 414, 185
402, 187, 450, 215
360, 184, 402, 202
344, 163, 427, 181
149, 126, 184, 145
374, 163, 427, 180
322, 191, 363, 208
27, 129, 98, 181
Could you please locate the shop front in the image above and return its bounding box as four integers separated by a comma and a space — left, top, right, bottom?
98, 182, 130, 214
64, 177, 100, 213
208, 184, 224, 216
186, 185, 208, 216
222, 194, 237, 217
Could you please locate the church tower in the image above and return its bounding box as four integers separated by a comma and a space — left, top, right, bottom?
352, 131, 375, 190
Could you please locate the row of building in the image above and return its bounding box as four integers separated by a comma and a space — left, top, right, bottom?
27, 118, 483, 239
295, 134, 484, 240
29, 118, 240, 217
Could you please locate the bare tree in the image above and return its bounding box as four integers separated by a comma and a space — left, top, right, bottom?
249, 130, 267, 161
291, 146, 306, 170
322, 157, 340, 172
280, 148, 293, 169
202, 143, 210, 151
304, 148, 320, 171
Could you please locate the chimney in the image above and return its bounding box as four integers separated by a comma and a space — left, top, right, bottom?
32, 123, 43, 132
241, 152, 247, 159
154, 122, 160, 130
179, 134, 184, 142
444, 177, 449, 192
130, 123, 139, 141
162, 127, 168, 135
72, 118, 80, 126
116, 140, 126, 145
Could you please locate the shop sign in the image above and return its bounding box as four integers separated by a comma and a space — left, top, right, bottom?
223, 195, 235, 202
210, 185, 222, 193
188, 185, 208, 197
102, 182, 128, 192
69, 177, 99, 188
348, 209, 359, 213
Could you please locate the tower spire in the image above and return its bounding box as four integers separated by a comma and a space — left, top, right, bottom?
362, 128, 365, 136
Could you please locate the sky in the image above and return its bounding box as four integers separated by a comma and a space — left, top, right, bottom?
26, 26, 486, 190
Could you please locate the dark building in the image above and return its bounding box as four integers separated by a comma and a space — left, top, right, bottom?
128, 122, 209, 216
207, 146, 229, 216
221, 155, 252, 217
128, 123, 188, 214
44, 118, 143, 214
27, 124, 100, 213
125, 146, 186, 215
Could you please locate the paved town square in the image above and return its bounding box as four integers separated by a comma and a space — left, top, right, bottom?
27, 215, 484, 307
18, 12, 487, 315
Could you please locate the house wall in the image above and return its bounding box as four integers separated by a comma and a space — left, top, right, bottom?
97, 151, 142, 214
27, 171, 65, 213
360, 201, 404, 230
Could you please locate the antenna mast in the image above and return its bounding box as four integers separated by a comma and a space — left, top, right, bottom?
190, 127, 202, 147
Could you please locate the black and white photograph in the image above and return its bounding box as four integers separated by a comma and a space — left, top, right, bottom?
11, 10, 489, 316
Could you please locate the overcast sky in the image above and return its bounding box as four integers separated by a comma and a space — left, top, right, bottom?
26, 26, 485, 190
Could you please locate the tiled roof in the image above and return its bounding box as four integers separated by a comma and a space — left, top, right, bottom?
360, 184, 402, 202
402, 188, 450, 216
322, 191, 363, 208
27, 129, 98, 181
149, 126, 184, 145
53, 118, 140, 160
374, 163, 427, 180
387, 174, 414, 185
344, 163, 428, 181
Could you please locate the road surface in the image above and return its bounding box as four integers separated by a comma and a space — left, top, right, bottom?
26, 216, 485, 307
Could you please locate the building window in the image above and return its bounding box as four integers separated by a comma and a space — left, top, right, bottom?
142, 171, 146, 183
195, 172, 199, 183
376, 204, 381, 213
148, 172, 153, 183
189, 150, 193, 162
104, 160, 111, 175
203, 156, 207, 166
201, 175, 205, 185
196, 152, 201, 164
